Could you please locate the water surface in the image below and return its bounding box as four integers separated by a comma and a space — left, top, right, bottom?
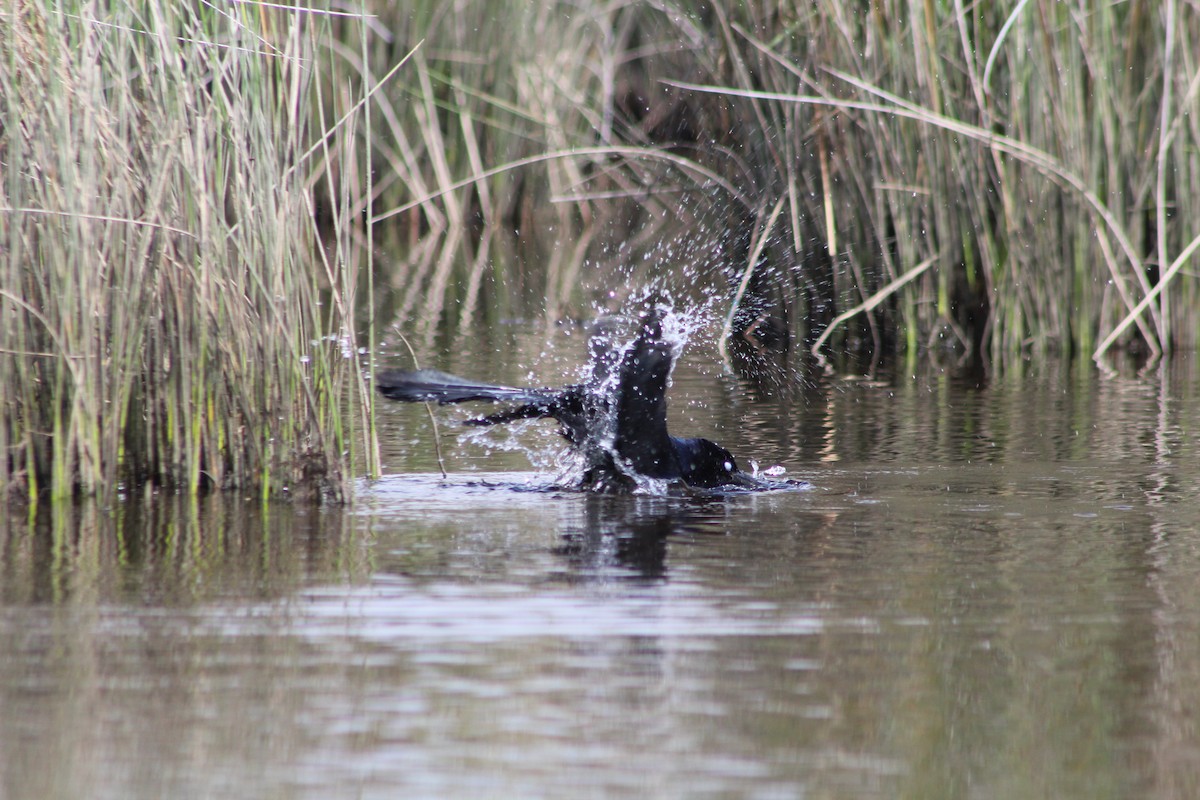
3, 327, 1200, 799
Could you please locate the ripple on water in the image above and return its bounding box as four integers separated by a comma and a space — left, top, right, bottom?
283, 581, 826, 643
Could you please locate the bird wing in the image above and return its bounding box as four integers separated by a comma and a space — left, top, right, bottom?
611, 309, 682, 479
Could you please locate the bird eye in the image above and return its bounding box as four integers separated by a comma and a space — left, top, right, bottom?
723, 461, 733, 472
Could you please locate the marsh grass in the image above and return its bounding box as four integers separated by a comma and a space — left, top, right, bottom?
355, 2, 760, 324
362, 1, 1200, 371
1, 1, 380, 502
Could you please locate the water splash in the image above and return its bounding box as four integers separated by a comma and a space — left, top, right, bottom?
439, 300, 806, 495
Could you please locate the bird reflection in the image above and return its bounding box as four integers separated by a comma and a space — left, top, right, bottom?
552, 494, 729, 581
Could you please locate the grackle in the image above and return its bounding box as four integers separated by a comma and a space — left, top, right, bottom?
377, 308, 761, 490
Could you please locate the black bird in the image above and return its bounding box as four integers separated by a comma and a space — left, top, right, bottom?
377, 309, 761, 491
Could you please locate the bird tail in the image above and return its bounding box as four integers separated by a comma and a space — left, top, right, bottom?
375, 368, 554, 406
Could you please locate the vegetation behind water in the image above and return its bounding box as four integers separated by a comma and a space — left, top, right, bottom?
361, 1, 1200, 367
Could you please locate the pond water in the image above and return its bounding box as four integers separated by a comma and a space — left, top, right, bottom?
3, 318, 1200, 799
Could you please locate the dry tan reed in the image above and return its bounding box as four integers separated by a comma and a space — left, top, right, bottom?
1, 0, 381, 502
359, 1, 1200, 370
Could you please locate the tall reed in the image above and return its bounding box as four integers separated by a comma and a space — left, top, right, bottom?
357, 1, 751, 327
666, 0, 1200, 366
1, 1, 379, 502
361, 1, 1200, 370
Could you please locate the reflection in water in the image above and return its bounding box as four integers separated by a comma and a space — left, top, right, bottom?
553, 494, 744, 580
555, 495, 674, 580
3, 354, 1200, 798
0, 494, 363, 607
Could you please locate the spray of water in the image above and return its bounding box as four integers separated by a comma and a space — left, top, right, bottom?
448, 297, 802, 494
